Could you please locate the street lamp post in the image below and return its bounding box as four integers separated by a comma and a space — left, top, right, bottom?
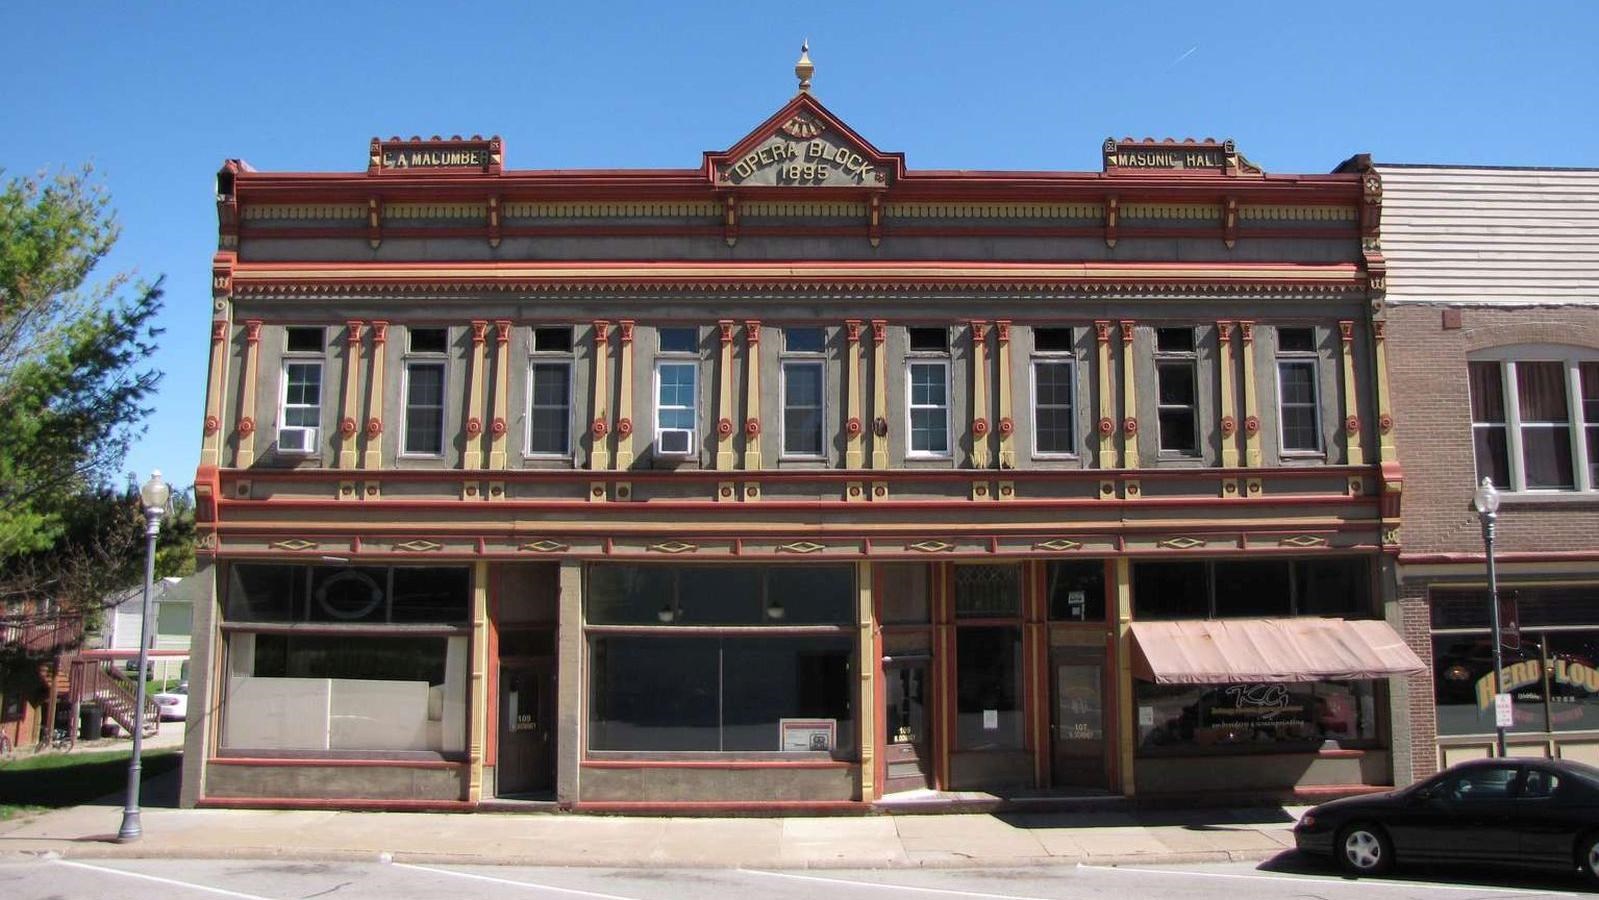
118, 471, 170, 843
1473, 476, 1508, 759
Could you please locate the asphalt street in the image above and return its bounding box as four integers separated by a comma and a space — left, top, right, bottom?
0, 858, 1589, 900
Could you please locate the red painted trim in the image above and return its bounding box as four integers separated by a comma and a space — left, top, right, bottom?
209, 757, 464, 770
571, 800, 867, 814
74, 649, 189, 660
581, 759, 854, 770
215, 495, 1376, 514
220, 464, 1376, 484
196, 797, 475, 812
1400, 551, 1599, 564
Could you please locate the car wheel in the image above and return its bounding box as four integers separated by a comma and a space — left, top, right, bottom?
1337, 823, 1393, 877
1577, 832, 1599, 885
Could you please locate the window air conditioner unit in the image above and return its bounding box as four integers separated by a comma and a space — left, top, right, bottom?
278, 426, 318, 453
657, 428, 693, 455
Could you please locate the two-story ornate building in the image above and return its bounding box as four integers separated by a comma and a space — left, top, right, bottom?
180, 58, 1423, 812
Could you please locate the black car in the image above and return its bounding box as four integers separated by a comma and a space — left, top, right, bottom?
1295, 757, 1599, 883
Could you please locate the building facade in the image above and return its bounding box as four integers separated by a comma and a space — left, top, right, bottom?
1380, 165, 1599, 783
181, 70, 1421, 811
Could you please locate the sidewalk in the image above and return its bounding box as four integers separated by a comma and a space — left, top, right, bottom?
0, 770, 1308, 869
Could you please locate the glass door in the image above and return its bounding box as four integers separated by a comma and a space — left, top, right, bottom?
882, 659, 932, 793
1051, 654, 1108, 790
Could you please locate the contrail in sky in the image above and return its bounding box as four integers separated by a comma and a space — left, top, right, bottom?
1170, 45, 1199, 68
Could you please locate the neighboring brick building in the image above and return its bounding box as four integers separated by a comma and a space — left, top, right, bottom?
1380, 165, 1599, 783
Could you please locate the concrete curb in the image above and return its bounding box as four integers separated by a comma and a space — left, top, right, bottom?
0, 844, 1292, 869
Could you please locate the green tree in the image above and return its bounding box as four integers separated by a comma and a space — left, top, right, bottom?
0, 167, 163, 560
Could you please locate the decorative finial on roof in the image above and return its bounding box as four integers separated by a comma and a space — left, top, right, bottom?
795, 40, 814, 94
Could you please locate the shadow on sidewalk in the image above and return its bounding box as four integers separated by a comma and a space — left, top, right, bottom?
997, 804, 1297, 831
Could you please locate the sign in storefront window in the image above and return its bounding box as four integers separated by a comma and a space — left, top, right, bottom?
1135, 680, 1376, 753
1431, 586, 1599, 736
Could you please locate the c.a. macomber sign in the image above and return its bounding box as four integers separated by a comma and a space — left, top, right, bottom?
368, 136, 502, 175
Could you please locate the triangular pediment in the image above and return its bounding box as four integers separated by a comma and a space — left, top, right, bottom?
704, 93, 905, 190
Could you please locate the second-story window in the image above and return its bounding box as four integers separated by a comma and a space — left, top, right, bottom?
906, 326, 951, 458
527, 326, 574, 456
1031, 327, 1076, 456
1155, 327, 1198, 456
1276, 327, 1321, 454
655, 327, 699, 456
278, 327, 325, 455
403, 327, 448, 456
782, 326, 826, 458
1470, 351, 1599, 492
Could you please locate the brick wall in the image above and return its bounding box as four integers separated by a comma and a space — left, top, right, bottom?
1385, 303, 1599, 555
1393, 578, 1437, 783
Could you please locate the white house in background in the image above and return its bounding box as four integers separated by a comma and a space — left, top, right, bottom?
100, 574, 201, 683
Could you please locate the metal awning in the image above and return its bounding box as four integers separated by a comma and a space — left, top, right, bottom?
1129, 617, 1426, 684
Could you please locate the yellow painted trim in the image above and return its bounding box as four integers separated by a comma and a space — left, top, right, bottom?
1238, 205, 1358, 221
1241, 322, 1261, 467
716, 321, 735, 472
1096, 322, 1115, 469
384, 203, 488, 220
339, 323, 364, 469
845, 322, 863, 469
885, 202, 1103, 219
489, 323, 511, 469
1217, 322, 1238, 467
464, 322, 487, 472
1114, 557, 1135, 797
467, 560, 488, 803
590, 323, 611, 472
240, 204, 365, 220
742, 201, 867, 217
1340, 321, 1365, 466
871, 322, 889, 469
503, 201, 721, 218
857, 560, 875, 801
1374, 320, 1396, 463
743, 323, 762, 471
970, 323, 990, 469
996, 321, 1014, 469
616, 321, 635, 469
362, 324, 387, 470
1120, 323, 1137, 467
1121, 204, 1221, 219
234, 323, 258, 467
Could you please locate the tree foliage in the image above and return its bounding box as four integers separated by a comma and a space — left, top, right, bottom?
0, 167, 163, 561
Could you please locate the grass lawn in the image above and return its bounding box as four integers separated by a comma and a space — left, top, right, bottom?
0, 747, 181, 821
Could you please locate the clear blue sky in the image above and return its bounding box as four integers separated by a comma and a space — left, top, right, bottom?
3, 2, 1597, 492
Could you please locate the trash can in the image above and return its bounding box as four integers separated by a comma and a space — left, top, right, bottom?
79, 704, 105, 741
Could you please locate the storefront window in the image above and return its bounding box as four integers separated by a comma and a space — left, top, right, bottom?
1134, 557, 1370, 620
587, 564, 853, 625
219, 563, 473, 757
954, 565, 1020, 619
221, 632, 469, 754
878, 564, 931, 624
588, 635, 854, 754
1136, 680, 1377, 754
1047, 560, 1106, 622
585, 564, 857, 757
1431, 586, 1599, 737
955, 626, 1023, 750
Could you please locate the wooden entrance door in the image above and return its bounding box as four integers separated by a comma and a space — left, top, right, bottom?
497, 658, 554, 796
882, 659, 933, 793
1051, 654, 1109, 790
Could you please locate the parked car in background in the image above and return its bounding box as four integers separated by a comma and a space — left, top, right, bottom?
1295, 757, 1599, 883
153, 682, 187, 721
